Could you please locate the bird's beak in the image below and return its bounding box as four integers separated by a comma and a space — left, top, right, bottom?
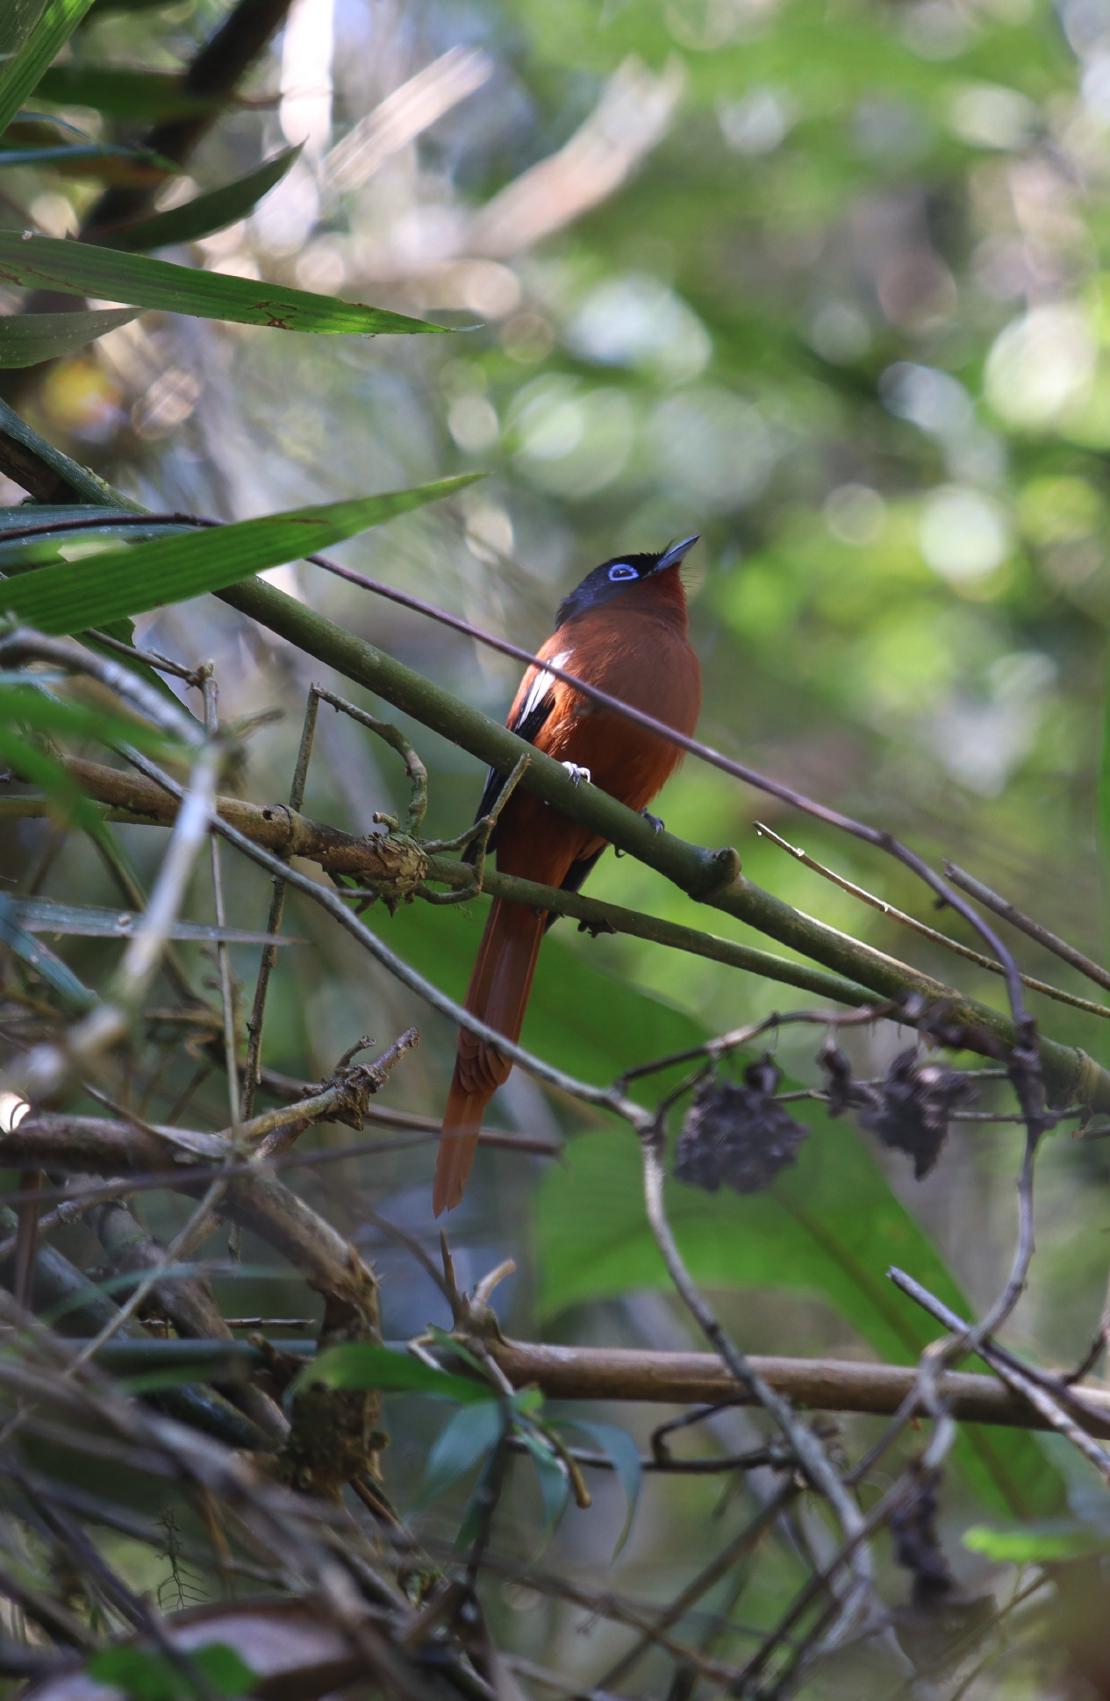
655, 534, 699, 573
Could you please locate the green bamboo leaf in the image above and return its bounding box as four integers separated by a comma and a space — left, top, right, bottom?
105, 148, 303, 253
294, 1342, 494, 1403
0, 0, 98, 137
33, 64, 218, 121
0, 307, 136, 365
0, 505, 189, 564
0, 474, 481, 633
0, 233, 450, 335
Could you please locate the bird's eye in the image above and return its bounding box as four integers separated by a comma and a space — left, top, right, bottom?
608, 563, 638, 582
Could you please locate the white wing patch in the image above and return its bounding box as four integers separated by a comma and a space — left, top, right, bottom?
516, 649, 570, 727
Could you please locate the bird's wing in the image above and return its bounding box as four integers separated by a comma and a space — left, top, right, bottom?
465, 647, 570, 860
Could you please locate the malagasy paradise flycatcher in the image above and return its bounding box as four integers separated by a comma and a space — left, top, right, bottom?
435, 536, 702, 1214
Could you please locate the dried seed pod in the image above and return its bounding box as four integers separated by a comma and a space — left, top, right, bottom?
674, 1059, 808, 1194
858, 1049, 973, 1179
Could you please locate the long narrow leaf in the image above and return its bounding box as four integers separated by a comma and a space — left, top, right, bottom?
105, 148, 303, 252
296, 1342, 493, 1403
0, 0, 98, 137
12, 898, 302, 945
0, 307, 135, 366
33, 64, 217, 121
0, 505, 189, 563
0, 234, 449, 335
0, 895, 97, 1012
0, 475, 480, 634
0, 397, 143, 507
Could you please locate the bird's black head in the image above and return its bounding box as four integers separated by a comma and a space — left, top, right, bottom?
555, 535, 699, 627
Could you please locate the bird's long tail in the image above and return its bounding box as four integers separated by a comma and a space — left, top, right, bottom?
434, 897, 546, 1215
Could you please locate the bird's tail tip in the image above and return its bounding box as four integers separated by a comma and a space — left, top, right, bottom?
433, 1103, 483, 1216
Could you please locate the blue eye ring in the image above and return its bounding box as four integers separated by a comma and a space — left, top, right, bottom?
608, 562, 638, 582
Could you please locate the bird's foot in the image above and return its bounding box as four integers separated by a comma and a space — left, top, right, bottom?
616, 808, 665, 857
562, 762, 592, 786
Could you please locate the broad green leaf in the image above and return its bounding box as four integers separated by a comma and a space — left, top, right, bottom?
0, 234, 449, 335
0, 475, 480, 633
558, 1417, 643, 1554
33, 64, 217, 121
294, 1342, 493, 1403
87, 1643, 257, 1701
105, 148, 302, 252
963, 1520, 1108, 1562
0, 0, 98, 137
537, 1126, 1061, 1521
418, 1400, 505, 1504
12, 897, 301, 946
0, 894, 97, 1012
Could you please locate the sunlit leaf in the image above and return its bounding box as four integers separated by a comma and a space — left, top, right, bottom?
106, 148, 303, 252
0, 475, 481, 633
963, 1521, 1108, 1563
0, 233, 450, 335
0, 0, 98, 138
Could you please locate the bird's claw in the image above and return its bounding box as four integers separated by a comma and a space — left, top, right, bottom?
562, 762, 591, 786
642, 810, 665, 833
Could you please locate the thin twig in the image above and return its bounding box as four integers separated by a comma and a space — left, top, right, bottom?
757, 821, 1110, 1022
945, 860, 1110, 998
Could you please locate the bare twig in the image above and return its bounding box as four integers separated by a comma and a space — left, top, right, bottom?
945, 860, 1110, 999
757, 821, 1110, 1022
889, 1268, 1110, 1481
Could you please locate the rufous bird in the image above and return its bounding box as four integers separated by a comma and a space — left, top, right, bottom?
434, 535, 702, 1214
